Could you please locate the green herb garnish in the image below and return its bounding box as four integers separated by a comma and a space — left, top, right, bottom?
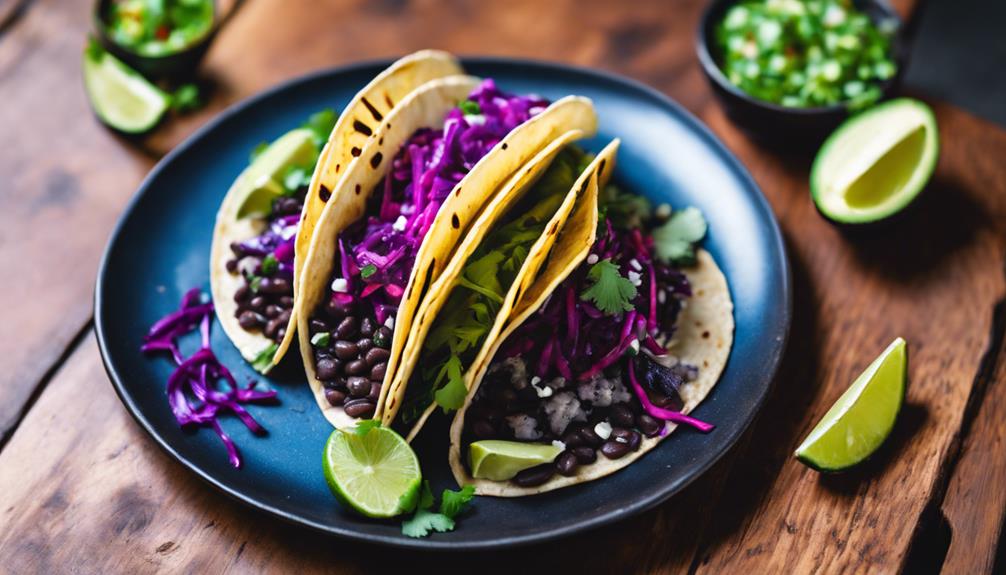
352, 419, 382, 436
459, 100, 481, 115
249, 141, 269, 163
302, 108, 337, 147
85, 37, 105, 63
282, 166, 310, 193
249, 276, 263, 293
360, 263, 378, 279
310, 332, 331, 348
653, 207, 707, 266
599, 184, 652, 229
401, 481, 476, 538
580, 258, 637, 314
260, 253, 279, 276
170, 83, 202, 113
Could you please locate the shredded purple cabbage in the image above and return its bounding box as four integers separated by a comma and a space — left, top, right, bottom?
236, 215, 299, 279
142, 288, 278, 467
328, 80, 549, 319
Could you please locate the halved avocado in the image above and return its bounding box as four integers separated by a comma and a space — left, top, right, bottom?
82, 44, 170, 135
811, 99, 939, 225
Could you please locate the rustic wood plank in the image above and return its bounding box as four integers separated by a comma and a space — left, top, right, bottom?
688, 101, 1006, 573
0, 334, 735, 574
940, 300, 1006, 574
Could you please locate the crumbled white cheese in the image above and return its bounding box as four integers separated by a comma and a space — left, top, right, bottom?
655, 203, 672, 219
331, 278, 348, 293
464, 114, 486, 126
629, 339, 640, 354
594, 421, 613, 440
531, 376, 541, 386
658, 289, 667, 304
281, 226, 297, 240
534, 383, 553, 398
586, 254, 599, 265
629, 258, 642, 271
551, 440, 566, 451
384, 316, 395, 330
392, 215, 408, 232
627, 270, 642, 286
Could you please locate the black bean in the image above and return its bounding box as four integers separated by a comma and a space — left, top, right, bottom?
370, 362, 387, 381
279, 296, 295, 307
238, 311, 264, 330
636, 413, 662, 437
309, 319, 329, 333
610, 404, 635, 428
360, 317, 375, 337
264, 318, 283, 339
561, 430, 584, 448
276, 310, 292, 325
472, 419, 496, 438
579, 427, 604, 447
249, 296, 267, 311
275, 327, 286, 342
345, 359, 368, 376
365, 347, 390, 366
316, 357, 342, 381
347, 377, 371, 398
334, 316, 359, 339
367, 382, 382, 401
555, 451, 579, 476
265, 305, 283, 318
325, 297, 352, 319
230, 241, 245, 257
571, 446, 597, 464
373, 326, 392, 348
234, 285, 250, 303
322, 377, 347, 391
343, 399, 376, 419
650, 393, 677, 408
260, 277, 291, 295
512, 464, 555, 487
325, 389, 346, 406
334, 341, 359, 360
274, 197, 301, 215
600, 440, 631, 459
611, 428, 641, 451
356, 338, 373, 355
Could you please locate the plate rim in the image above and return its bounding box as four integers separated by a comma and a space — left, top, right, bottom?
95, 55, 791, 551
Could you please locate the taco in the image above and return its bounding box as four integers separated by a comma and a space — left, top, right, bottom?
210, 50, 462, 372
380, 140, 619, 441
297, 73, 598, 429
447, 145, 734, 496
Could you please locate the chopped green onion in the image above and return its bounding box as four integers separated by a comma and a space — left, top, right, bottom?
360, 263, 378, 279
311, 332, 331, 348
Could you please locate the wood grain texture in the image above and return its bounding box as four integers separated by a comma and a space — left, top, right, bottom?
2, 0, 1006, 573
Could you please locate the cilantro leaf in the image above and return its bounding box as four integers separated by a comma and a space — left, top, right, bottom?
580, 259, 637, 314
249, 276, 263, 293
433, 355, 467, 411
599, 184, 652, 229
459, 100, 481, 115
85, 37, 104, 63
360, 263, 377, 279
418, 480, 434, 510
170, 83, 203, 113
302, 109, 337, 147
260, 253, 278, 276
249, 141, 269, 163
401, 509, 455, 538
440, 485, 475, 519
653, 207, 707, 266
352, 419, 381, 436
251, 343, 278, 373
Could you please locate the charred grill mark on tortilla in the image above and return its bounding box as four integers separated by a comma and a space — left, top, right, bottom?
319, 184, 332, 202
355, 184, 361, 195
353, 120, 373, 136
351, 147, 362, 157
360, 97, 384, 122
384, 93, 394, 108
451, 214, 460, 229
370, 152, 383, 169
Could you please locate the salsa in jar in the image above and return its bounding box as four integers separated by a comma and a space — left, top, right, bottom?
104, 0, 215, 57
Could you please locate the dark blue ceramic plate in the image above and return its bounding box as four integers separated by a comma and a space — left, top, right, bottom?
95, 58, 790, 550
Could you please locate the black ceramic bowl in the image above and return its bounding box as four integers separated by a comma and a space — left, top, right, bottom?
93, 0, 221, 82
696, 0, 907, 147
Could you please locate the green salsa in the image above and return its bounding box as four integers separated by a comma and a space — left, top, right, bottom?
104, 0, 214, 57
715, 0, 897, 109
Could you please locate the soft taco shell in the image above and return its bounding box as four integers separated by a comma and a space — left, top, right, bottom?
448, 189, 733, 495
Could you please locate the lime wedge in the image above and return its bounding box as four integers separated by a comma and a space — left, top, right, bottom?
234, 128, 318, 219
323, 427, 422, 518
82, 46, 169, 134
795, 338, 907, 472
812, 99, 939, 225
469, 440, 563, 481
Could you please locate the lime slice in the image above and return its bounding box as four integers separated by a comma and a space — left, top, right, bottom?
795, 338, 907, 472
469, 440, 563, 481
323, 427, 422, 518
82, 46, 169, 134
812, 99, 939, 224
235, 128, 318, 219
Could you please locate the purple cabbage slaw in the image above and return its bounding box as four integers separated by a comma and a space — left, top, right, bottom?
326, 80, 549, 325
499, 216, 714, 432
141, 288, 278, 467
236, 214, 299, 280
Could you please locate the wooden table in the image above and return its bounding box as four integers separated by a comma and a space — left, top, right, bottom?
2, 0, 1004, 572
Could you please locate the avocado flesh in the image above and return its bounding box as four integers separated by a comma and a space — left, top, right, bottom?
235, 128, 318, 219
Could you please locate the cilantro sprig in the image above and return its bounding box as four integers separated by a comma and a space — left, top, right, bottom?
580, 258, 637, 314
401, 482, 476, 538
653, 207, 707, 266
